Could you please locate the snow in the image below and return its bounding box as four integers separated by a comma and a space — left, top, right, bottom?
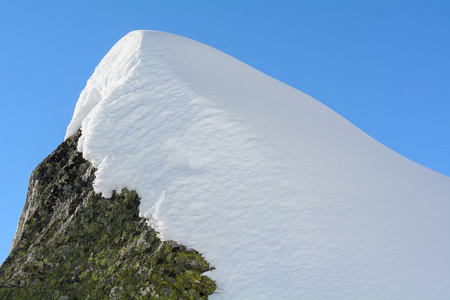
66, 30, 450, 299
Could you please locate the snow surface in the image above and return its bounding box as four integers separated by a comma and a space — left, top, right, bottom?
66, 30, 450, 299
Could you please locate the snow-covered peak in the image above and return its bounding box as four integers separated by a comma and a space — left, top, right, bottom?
66, 30, 141, 139
66, 30, 450, 299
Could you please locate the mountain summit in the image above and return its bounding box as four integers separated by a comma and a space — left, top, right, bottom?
5, 30, 450, 299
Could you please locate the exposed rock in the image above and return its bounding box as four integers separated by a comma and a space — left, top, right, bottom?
0, 130, 216, 299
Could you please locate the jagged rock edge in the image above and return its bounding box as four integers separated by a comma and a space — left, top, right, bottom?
0, 129, 216, 299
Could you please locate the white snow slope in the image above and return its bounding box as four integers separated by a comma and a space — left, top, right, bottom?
66, 30, 450, 299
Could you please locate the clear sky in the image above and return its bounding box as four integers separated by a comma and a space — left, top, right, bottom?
0, 0, 449, 264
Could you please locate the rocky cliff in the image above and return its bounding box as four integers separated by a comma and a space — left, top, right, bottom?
0, 130, 216, 299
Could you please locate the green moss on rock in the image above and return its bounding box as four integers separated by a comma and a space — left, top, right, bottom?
0, 130, 216, 299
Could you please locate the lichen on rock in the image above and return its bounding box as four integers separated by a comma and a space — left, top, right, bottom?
0, 130, 216, 299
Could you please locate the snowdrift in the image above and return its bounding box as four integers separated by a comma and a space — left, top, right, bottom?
66, 30, 450, 299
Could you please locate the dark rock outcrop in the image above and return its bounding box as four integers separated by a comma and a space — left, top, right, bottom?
0, 130, 216, 299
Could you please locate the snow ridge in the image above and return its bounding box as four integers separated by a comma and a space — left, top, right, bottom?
66, 30, 450, 299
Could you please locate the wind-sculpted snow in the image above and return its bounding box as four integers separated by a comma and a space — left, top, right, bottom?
66, 30, 450, 299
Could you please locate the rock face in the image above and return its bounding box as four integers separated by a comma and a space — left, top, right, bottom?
0, 130, 216, 299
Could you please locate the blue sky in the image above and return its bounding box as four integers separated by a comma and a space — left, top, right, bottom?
0, 0, 449, 264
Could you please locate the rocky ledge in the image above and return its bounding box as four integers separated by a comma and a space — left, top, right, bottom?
0, 130, 216, 299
